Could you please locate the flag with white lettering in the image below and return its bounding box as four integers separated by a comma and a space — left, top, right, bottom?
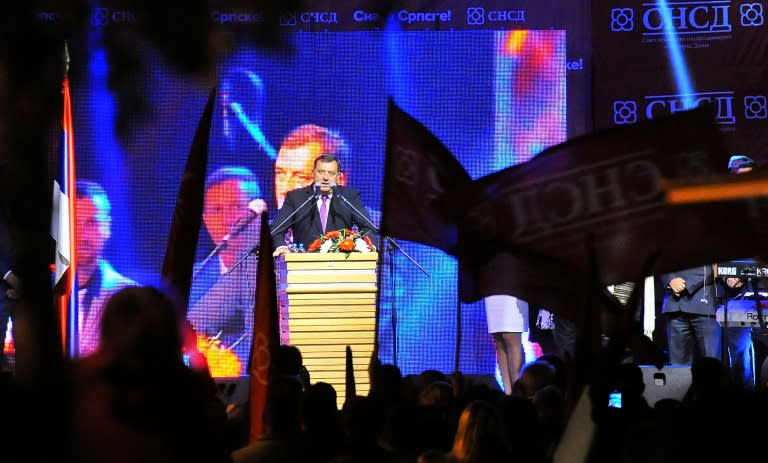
459, 106, 761, 317
381, 98, 472, 255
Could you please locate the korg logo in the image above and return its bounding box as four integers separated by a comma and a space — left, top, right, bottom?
744, 95, 768, 119
641, 1, 731, 36
611, 8, 634, 31
467, 7, 484, 25
741, 3, 765, 26
613, 101, 638, 125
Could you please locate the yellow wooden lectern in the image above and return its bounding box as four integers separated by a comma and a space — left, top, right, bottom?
276, 252, 378, 408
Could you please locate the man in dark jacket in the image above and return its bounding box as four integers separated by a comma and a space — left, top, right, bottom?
662, 265, 722, 364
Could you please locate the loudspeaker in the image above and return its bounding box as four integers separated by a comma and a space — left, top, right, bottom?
214, 376, 250, 405
639, 365, 691, 406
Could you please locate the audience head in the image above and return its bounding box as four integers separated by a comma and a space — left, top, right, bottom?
98, 286, 182, 367
728, 154, 757, 174
517, 360, 557, 399
450, 400, 507, 463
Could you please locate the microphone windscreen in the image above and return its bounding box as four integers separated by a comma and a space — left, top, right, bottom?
247, 199, 263, 214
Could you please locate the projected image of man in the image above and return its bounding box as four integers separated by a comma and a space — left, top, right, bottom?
270, 125, 377, 256
187, 166, 267, 375
76, 180, 137, 357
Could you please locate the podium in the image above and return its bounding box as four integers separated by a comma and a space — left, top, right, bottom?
276, 252, 378, 408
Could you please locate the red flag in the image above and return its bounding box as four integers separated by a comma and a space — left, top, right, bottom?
248, 211, 279, 442
160, 88, 215, 311
457, 106, 753, 319
381, 98, 472, 255
51, 75, 78, 356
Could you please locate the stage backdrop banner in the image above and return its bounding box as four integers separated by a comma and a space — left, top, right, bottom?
592, 0, 768, 164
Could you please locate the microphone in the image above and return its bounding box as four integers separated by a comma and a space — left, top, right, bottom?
313, 182, 322, 197
222, 199, 266, 242
193, 199, 266, 280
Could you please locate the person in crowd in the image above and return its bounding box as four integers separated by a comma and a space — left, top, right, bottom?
76, 180, 137, 357
661, 263, 721, 365
0, 183, 19, 369
187, 166, 267, 374
69, 286, 231, 463
271, 152, 377, 256
722, 154, 759, 388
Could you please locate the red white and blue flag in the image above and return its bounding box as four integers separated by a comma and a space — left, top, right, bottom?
51, 74, 78, 357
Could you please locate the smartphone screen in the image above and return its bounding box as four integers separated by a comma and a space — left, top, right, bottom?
608, 391, 622, 408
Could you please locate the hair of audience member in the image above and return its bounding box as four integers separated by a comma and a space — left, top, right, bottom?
419, 381, 454, 408
299, 382, 343, 460
277, 344, 303, 377
340, 395, 383, 449
449, 400, 508, 463
497, 394, 546, 462
369, 363, 403, 402
98, 286, 183, 368
728, 154, 757, 173
517, 360, 557, 399
684, 356, 727, 402
536, 353, 566, 391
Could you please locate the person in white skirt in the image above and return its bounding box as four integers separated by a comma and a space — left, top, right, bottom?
485, 294, 529, 394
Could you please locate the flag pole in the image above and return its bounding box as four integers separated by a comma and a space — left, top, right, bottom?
454, 264, 462, 373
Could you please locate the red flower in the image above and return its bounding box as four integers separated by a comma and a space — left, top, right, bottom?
338, 238, 355, 252
308, 239, 323, 252
325, 230, 341, 239
363, 234, 375, 249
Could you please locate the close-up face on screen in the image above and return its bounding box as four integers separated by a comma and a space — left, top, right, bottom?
55, 3, 589, 378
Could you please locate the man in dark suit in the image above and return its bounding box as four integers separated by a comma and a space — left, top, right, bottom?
662, 265, 722, 365
271, 153, 377, 256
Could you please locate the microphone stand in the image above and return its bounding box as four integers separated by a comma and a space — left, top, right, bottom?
335, 190, 429, 368
194, 239, 228, 280
226, 243, 260, 274
335, 192, 429, 277
228, 188, 319, 274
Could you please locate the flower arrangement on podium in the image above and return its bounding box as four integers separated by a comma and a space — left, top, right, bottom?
307, 228, 375, 257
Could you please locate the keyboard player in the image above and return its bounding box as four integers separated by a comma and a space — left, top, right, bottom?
721, 155, 760, 388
